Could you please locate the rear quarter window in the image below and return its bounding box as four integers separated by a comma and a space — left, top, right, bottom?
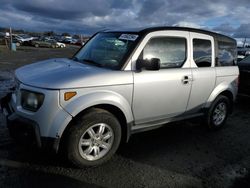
217, 41, 237, 66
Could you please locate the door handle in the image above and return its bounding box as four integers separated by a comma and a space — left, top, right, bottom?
182, 75, 193, 84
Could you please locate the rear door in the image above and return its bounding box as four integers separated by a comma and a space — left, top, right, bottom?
186, 33, 216, 113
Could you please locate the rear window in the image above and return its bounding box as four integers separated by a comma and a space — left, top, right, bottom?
217, 41, 236, 66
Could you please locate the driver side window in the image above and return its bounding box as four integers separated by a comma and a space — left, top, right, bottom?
140, 37, 187, 68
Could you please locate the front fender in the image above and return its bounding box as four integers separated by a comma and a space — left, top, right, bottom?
60, 88, 134, 124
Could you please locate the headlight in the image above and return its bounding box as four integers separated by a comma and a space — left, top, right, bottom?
21, 90, 44, 112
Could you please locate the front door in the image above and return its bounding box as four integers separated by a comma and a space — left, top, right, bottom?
132, 31, 192, 125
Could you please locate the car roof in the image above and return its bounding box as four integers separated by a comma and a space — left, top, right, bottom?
104, 26, 235, 43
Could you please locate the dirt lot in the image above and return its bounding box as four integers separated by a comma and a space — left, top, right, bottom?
0, 45, 250, 187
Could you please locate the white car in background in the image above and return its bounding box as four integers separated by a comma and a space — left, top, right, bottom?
56, 41, 66, 48
47, 39, 66, 48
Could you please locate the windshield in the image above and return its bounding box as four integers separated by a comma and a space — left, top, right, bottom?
73, 32, 139, 70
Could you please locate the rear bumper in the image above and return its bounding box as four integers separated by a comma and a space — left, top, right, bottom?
0, 93, 60, 152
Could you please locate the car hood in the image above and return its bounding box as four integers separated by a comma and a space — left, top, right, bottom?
15, 58, 133, 89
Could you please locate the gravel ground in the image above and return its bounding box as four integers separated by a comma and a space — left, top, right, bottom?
0, 45, 250, 187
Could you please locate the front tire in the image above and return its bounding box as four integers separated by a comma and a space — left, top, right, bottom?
205, 95, 230, 130
66, 108, 121, 167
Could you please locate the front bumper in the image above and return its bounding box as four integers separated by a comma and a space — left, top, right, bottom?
0, 93, 60, 152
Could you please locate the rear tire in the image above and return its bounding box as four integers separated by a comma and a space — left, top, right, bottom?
66, 108, 121, 167
205, 95, 230, 130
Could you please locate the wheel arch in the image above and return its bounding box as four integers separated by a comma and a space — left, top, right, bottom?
77, 104, 130, 143
59, 103, 132, 153
218, 90, 234, 113
205, 86, 234, 114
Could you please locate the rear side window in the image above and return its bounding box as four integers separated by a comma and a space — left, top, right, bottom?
217, 41, 236, 66
141, 37, 187, 68
193, 39, 212, 67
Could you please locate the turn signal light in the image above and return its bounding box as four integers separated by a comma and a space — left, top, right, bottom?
64, 92, 77, 101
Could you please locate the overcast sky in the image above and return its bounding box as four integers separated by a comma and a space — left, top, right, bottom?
0, 0, 249, 38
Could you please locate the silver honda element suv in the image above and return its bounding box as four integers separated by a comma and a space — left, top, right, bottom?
0, 27, 239, 167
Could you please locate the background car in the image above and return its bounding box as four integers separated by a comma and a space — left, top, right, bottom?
238, 55, 250, 97
13, 34, 35, 46
237, 47, 250, 61
31, 39, 57, 48
0, 33, 26, 47
74, 39, 85, 46
54, 40, 66, 48
46, 39, 66, 48
62, 38, 78, 44
12, 38, 22, 46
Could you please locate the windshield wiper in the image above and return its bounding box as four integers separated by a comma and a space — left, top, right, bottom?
71, 56, 80, 62
82, 59, 103, 67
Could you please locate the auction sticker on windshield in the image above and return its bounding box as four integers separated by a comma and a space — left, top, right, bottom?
119, 34, 138, 41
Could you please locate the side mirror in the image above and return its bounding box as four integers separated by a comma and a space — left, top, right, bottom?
136, 58, 160, 71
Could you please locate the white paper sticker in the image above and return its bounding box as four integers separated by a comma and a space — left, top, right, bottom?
119, 34, 138, 41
